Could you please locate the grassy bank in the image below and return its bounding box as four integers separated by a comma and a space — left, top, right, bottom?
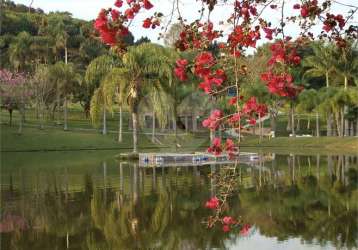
240, 136, 358, 155
0, 125, 209, 152
1, 123, 357, 154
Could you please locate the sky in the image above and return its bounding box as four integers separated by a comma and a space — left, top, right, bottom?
12, 0, 357, 46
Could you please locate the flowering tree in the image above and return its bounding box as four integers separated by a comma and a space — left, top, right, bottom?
0, 69, 31, 133
94, 0, 357, 232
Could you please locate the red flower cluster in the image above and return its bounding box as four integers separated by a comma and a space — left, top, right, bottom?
239, 224, 251, 236
143, 17, 160, 29
94, 0, 156, 47
195, 52, 215, 77
205, 197, 220, 209
208, 137, 223, 155
175, 22, 220, 51
242, 97, 267, 117
207, 138, 237, 157
323, 14, 345, 32
235, 1, 258, 21
202, 109, 223, 130
228, 112, 241, 124
225, 138, 237, 158
222, 216, 236, 232
188, 52, 227, 93
261, 72, 302, 98
228, 25, 260, 51
297, 0, 320, 18
268, 41, 301, 66
263, 27, 275, 40
174, 59, 188, 81
228, 96, 238, 106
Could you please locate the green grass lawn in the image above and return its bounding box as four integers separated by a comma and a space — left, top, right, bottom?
1, 109, 357, 154
0, 124, 211, 152
241, 136, 358, 154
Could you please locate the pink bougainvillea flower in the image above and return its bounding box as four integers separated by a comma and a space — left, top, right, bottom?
143, 0, 154, 10
240, 224, 251, 236
114, 0, 123, 8
223, 216, 235, 225
142, 18, 152, 28
228, 96, 238, 106
222, 225, 231, 232
205, 197, 220, 209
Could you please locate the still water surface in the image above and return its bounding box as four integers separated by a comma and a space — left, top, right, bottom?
1, 150, 357, 249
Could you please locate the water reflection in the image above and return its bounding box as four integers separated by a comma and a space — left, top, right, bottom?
0, 153, 357, 249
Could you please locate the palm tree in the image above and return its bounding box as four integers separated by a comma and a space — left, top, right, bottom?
32, 64, 56, 129
47, 13, 70, 63
8, 32, 33, 127
303, 43, 336, 136
101, 68, 128, 141
318, 87, 358, 137
50, 62, 80, 130
101, 43, 175, 153
8, 31, 33, 72
333, 43, 358, 136
90, 86, 109, 135
297, 89, 320, 137
86, 55, 118, 135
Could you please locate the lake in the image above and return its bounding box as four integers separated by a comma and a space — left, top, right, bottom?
1, 150, 357, 249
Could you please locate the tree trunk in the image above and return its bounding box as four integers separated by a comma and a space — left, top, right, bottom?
65, 46, 68, 65
192, 112, 197, 132
64, 96, 68, 131
327, 114, 333, 136
325, 71, 329, 87
118, 106, 122, 142
56, 92, 61, 125
291, 104, 296, 137
40, 103, 44, 130
102, 108, 107, 135
307, 117, 310, 129
344, 106, 349, 136
259, 113, 263, 143
270, 112, 277, 134
151, 110, 155, 143
287, 108, 292, 132
335, 112, 342, 137
173, 116, 178, 150
316, 111, 320, 137
9, 109, 13, 126
18, 108, 23, 134
185, 115, 189, 133
132, 112, 138, 153
340, 107, 344, 137
210, 129, 215, 143
296, 118, 300, 131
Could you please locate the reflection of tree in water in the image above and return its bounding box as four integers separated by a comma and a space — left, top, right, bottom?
88, 166, 230, 249
1, 155, 357, 249
238, 154, 358, 249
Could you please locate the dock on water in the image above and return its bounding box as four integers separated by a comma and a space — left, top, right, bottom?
138, 152, 261, 167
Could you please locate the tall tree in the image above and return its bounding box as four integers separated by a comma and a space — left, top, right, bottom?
97, 43, 176, 152
32, 64, 56, 129
86, 54, 118, 134
297, 89, 320, 137
50, 62, 80, 130
303, 43, 337, 136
